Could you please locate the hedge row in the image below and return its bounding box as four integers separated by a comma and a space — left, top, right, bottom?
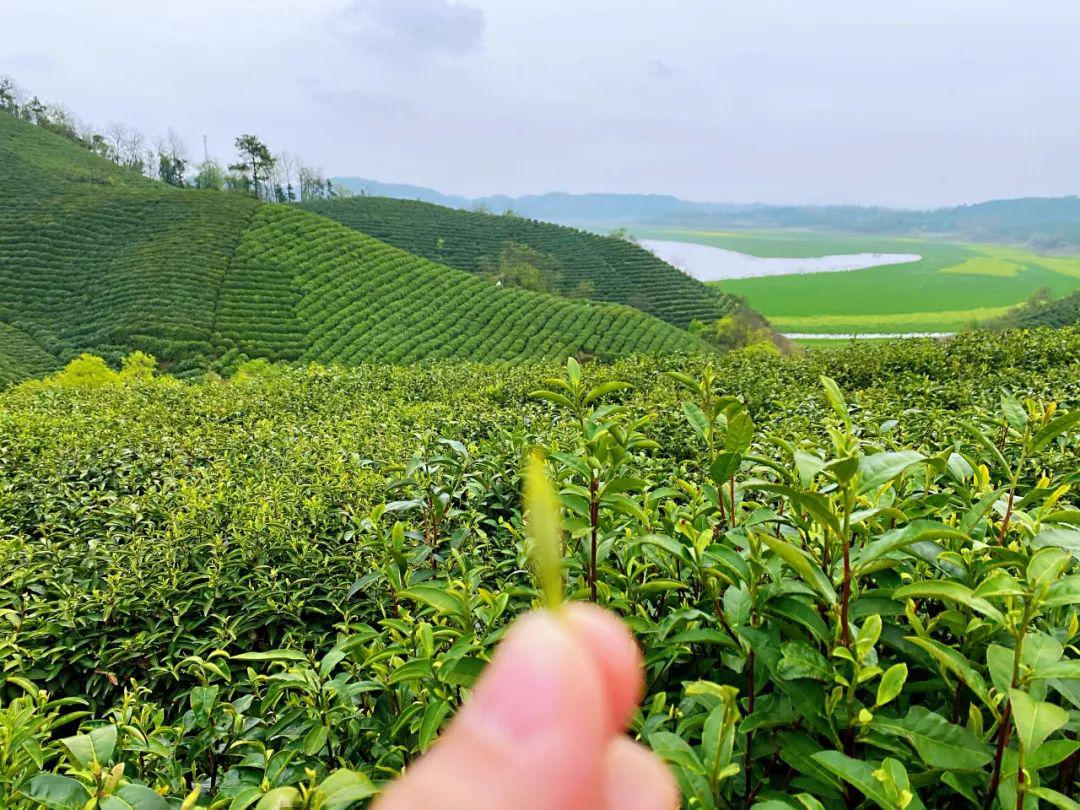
0, 322, 56, 386
229, 207, 704, 366
300, 196, 738, 328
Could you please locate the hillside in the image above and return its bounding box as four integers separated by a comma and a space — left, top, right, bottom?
299, 196, 738, 329
216, 206, 704, 368
0, 112, 705, 382
0, 113, 260, 375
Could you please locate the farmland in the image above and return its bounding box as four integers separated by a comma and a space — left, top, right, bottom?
631, 228, 1080, 336
2, 328, 1080, 808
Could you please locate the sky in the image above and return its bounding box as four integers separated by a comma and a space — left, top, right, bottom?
3, 0, 1078, 208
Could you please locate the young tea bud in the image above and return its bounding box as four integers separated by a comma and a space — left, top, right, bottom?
524, 451, 563, 609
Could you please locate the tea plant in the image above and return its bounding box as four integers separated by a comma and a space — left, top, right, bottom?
0, 331, 1077, 807
298, 195, 739, 329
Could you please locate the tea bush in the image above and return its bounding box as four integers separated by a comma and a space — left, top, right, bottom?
1, 328, 1079, 808
298, 196, 739, 329
989, 291, 1080, 331
223, 206, 703, 373
0, 323, 55, 388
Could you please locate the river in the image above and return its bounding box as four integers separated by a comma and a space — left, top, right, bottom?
641, 239, 922, 281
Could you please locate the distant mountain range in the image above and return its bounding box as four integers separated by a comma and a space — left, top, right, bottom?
333, 177, 1080, 250
332, 178, 757, 222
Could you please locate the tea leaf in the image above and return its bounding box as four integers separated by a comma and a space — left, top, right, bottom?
1010, 689, 1068, 754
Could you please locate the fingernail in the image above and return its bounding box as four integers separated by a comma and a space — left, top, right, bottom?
462, 613, 572, 743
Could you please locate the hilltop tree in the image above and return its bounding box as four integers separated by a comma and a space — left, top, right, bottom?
299, 163, 329, 201
21, 96, 47, 125
276, 151, 298, 202
85, 131, 113, 161
155, 128, 188, 187
193, 159, 226, 190
477, 241, 563, 293
0, 75, 25, 113
103, 123, 127, 162
120, 128, 146, 172
102, 122, 148, 171
230, 134, 275, 198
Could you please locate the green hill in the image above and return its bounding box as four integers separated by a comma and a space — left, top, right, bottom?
0, 112, 705, 382
216, 205, 704, 368
299, 196, 738, 329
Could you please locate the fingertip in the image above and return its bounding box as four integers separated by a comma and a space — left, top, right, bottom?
375, 608, 649, 810
564, 604, 644, 732
604, 737, 681, 810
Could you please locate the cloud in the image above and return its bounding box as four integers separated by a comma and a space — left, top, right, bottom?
300, 77, 415, 114
336, 0, 485, 59
6, 50, 58, 74
648, 60, 677, 80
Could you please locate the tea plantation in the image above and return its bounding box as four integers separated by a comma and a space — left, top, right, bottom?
299, 196, 738, 329
0, 111, 704, 380
2, 328, 1079, 808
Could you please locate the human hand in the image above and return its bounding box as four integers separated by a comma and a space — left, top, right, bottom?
374, 604, 679, 810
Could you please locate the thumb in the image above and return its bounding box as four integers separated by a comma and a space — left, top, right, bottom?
374, 609, 616, 810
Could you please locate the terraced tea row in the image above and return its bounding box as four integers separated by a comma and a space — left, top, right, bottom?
300, 196, 736, 328
0, 183, 258, 374
227, 207, 703, 368
0, 322, 56, 386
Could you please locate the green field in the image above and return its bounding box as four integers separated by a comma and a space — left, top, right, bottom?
632, 227, 1080, 335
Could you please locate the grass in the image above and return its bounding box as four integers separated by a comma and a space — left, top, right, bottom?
630, 227, 1080, 334
770, 305, 1016, 333
0, 111, 705, 381
790, 336, 895, 349
940, 256, 1021, 277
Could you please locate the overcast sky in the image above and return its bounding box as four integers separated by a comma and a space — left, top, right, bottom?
4, 0, 1078, 207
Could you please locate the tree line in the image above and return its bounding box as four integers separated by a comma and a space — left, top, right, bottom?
0, 75, 347, 202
